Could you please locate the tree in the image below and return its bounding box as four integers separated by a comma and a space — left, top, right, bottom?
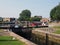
31, 16, 41, 21
50, 4, 60, 21
18, 9, 31, 21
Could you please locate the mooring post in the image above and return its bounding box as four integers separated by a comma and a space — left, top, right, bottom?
46, 33, 48, 45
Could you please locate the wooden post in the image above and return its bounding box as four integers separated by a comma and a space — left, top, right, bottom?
46, 33, 48, 45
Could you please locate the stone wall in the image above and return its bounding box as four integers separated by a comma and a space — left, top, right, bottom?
32, 29, 60, 45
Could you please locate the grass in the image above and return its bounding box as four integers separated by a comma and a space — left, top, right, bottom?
54, 30, 60, 34
0, 36, 25, 45
53, 26, 60, 29
52, 26, 60, 34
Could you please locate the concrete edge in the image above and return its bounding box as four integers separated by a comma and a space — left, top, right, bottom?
9, 31, 37, 45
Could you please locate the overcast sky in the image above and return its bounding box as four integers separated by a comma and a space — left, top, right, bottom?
0, 0, 60, 18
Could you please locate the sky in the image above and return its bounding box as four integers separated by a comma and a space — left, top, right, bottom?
0, 0, 60, 18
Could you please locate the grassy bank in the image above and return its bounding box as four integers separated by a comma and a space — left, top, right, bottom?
52, 26, 60, 34
0, 36, 25, 45
54, 30, 60, 34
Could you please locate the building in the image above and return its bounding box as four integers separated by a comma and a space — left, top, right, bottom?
3, 18, 10, 22
0, 17, 3, 22
3, 18, 16, 22
40, 18, 50, 26
40, 18, 50, 22
10, 18, 16, 22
